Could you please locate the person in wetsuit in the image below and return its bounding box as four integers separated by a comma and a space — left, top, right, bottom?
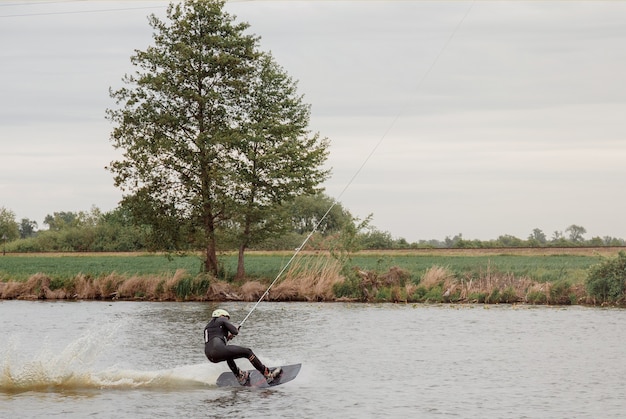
204, 309, 282, 385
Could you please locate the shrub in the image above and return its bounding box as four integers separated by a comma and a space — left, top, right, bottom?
410, 285, 428, 301
375, 287, 391, 301
486, 288, 500, 304
332, 274, 363, 300
467, 292, 487, 303
526, 291, 547, 304
390, 286, 406, 302
423, 285, 443, 303
549, 279, 572, 304
49, 277, 67, 291
175, 275, 211, 300
11, 237, 44, 252
499, 286, 518, 303
585, 251, 626, 304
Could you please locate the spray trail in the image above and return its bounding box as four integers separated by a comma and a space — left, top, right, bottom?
0, 324, 221, 394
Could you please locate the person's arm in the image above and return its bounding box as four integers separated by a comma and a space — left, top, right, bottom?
222, 318, 239, 339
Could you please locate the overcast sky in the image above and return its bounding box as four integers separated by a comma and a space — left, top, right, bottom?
1, 0, 625, 242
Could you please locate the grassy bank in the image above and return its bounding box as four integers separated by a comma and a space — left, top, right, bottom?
0, 248, 623, 305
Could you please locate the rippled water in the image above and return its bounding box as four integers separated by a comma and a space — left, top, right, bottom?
1, 300, 625, 418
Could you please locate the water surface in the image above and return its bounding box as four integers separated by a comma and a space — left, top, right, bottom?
1, 301, 624, 418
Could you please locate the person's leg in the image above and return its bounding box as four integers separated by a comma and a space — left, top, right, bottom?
207, 340, 280, 382
228, 346, 282, 382
222, 344, 267, 374
226, 359, 239, 375
227, 358, 250, 385
206, 340, 251, 384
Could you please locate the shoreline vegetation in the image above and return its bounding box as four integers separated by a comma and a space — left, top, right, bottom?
1, 247, 625, 306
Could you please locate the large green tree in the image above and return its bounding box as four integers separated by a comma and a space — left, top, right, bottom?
0, 207, 20, 243
106, 0, 329, 275
289, 193, 352, 236
18, 218, 38, 239
44, 208, 102, 231
229, 54, 329, 278
44, 211, 80, 231
566, 224, 587, 243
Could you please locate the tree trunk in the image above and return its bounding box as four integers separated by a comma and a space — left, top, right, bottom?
236, 243, 246, 280
202, 201, 219, 276
204, 233, 219, 276
235, 217, 251, 280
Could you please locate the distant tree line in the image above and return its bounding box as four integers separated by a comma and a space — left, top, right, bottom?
419, 225, 625, 249
1, 202, 624, 256
0, 193, 353, 253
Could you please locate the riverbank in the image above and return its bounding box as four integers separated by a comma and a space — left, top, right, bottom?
1, 248, 624, 305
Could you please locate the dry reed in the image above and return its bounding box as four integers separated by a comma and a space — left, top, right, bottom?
271, 256, 343, 301
207, 281, 240, 301
419, 266, 454, 288
0, 257, 598, 305
0, 273, 47, 299
117, 275, 163, 300
240, 281, 266, 301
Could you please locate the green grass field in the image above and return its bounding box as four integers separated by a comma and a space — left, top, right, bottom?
348, 253, 600, 283
0, 251, 607, 284
0, 254, 200, 282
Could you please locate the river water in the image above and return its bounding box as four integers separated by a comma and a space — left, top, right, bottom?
1, 300, 624, 418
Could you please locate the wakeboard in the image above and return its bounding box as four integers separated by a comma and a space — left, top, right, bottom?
216, 363, 301, 388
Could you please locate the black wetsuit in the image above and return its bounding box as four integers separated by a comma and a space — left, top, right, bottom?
203, 316, 267, 376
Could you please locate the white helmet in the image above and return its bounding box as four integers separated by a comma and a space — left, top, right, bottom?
212, 309, 230, 318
